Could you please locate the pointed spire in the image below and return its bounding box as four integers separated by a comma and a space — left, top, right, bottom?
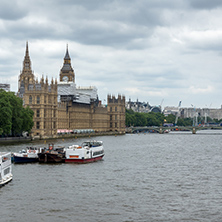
23, 41, 32, 71
25, 41, 29, 58
64, 44, 71, 60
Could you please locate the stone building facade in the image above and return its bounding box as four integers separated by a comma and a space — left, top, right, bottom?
18, 42, 58, 137
18, 42, 125, 138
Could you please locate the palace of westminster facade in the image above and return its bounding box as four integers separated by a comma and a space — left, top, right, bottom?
18, 43, 125, 138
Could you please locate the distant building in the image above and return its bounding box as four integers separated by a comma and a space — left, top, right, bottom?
163, 106, 180, 116
181, 107, 222, 120
163, 106, 222, 120
0, 83, 10, 92
126, 99, 161, 113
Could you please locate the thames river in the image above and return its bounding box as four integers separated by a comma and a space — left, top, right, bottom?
0, 131, 222, 222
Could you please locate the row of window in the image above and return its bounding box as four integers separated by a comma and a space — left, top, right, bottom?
109, 107, 124, 112
93, 150, 104, 156
110, 123, 118, 128
110, 107, 117, 112
36, 121, 56, 129
29, 95, 57, 104
36, 109, 56, 118
110, 115, 118, 121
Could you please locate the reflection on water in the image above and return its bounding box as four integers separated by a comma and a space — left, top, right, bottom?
0, 132, 222, 222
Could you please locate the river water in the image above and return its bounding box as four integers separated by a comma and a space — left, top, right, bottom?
0, 131, 222, 222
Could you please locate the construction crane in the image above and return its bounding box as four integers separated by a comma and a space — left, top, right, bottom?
175, 101, 182, 126
160, 99, 164, 112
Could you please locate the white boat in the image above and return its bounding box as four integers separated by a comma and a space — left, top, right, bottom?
65, 141, 104, 163
13, 147, 41, 163
0, 152, 13, 186
164, 129, 171, 133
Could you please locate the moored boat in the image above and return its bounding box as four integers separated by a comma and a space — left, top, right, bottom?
65, 141, 104, 163
13, 147, 41, 163
38, 144, 65, 163
0, 152, 13, 186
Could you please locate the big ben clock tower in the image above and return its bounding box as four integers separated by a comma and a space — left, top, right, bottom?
59, 45, 75, 83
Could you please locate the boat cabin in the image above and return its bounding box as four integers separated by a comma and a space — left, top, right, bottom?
0, 152, 13, 186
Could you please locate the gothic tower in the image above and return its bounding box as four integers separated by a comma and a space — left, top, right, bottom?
59, 45, 75, 82
18, 42, 58, 138
107, 94, 125, 133
18, 41, 35, 99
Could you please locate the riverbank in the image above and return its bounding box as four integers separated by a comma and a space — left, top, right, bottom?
0, 131, 125, 144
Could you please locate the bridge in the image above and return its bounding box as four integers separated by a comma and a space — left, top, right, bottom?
128, 126, 222, 134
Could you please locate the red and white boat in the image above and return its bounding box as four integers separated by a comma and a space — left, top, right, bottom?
65, 141, 104, 163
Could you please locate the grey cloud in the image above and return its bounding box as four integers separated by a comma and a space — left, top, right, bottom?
127, 69, 184, 89
53, 0, 114, 9
0, 1, 28, 20
69, 24, 149, 47
188, 0, 222, 9
5, 22, 58, 40
1, 0, 222, 108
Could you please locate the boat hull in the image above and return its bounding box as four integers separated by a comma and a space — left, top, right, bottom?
13, 156, 38, 163
65, 155, 104, 163
38, 153, 65, 163
0, 176, 13, 187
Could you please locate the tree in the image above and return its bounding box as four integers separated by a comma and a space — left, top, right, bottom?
8, 92, 24, 136
166, 114, 176, 124
0, 90, 12, 135
125, 108, 195, 127
134, 112, 147, 126
22, 106, 34, 133
0, 89, 34, 136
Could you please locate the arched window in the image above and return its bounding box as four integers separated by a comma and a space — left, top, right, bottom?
29, 95, 32, 104
36, 109, 40, 117
37, 95, 40, 104
36, 122, 40, 129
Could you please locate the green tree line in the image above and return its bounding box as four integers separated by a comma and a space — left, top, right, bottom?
0, 89, 34, 136
125, 109, 222, 127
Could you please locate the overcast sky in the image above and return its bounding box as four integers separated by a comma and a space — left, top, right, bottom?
1, 0, 222, 108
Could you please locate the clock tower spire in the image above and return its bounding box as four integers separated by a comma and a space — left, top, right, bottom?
59, 44, 75, 82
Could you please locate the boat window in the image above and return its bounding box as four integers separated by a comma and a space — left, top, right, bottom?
93, 150, 104, 156
4, 167, 10, 175
2, 156, 9, 162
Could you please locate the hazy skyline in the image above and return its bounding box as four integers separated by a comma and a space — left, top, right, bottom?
1, 0, 222, 108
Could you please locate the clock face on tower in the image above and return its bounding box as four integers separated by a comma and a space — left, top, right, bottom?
62, 76, 68, 82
